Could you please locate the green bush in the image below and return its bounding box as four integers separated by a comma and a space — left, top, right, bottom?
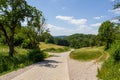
97, 41, 120, 80
28, 49, 48, 62
14, 35, 24, 46
0, 49, 48, 74
112, 46, 120, 61
21, 39, 33, 49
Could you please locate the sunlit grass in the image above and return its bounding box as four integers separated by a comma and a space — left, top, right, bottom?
0, 45, 28, 56
39, 42, 70, 53
39, 42, 64, 50
70, 47, 105, 61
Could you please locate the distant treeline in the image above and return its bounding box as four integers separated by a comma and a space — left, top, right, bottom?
39, 33, 103, 49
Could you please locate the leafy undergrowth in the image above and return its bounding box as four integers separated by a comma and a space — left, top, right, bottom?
70, 47, 104, 61
40, 42, 70, 53
0, 45, 48, 75
97, 58, 120, 80
97, 41, 120, 80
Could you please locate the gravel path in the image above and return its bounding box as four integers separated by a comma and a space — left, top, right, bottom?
0, 51, 101, 80
0, 51, 70, 80
68, 59, 101, 80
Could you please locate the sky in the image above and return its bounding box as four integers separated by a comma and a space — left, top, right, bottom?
26, 0, 120, 36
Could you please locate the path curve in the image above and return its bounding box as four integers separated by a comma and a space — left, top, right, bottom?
0, 51, 101, 80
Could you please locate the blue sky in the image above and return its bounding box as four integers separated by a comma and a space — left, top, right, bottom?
26, 0, 120, 36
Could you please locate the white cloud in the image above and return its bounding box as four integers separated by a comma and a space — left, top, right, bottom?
46, 24, 65, 30
56, 15, 87, 25
46, 23, 99, 36
46, 15, 101, 36
56, 16, 73, 21
93, 16, 105, 20
90, 23, 101, 27
110, 19, 120, 23
109, 8, 120, 14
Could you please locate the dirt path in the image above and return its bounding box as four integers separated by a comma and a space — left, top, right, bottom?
0, 51, 101, 80
68, 59, 101, 80
0, 51, 70, 80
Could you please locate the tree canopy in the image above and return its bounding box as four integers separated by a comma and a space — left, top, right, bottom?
98, 21, 115, 50
0, 0, 44, 56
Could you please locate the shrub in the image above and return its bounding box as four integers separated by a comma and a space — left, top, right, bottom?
97, 40, 120, 80
14, 35, 24, 46
0, 49, 48, 74
112, 46, 120, 61
21, 39, 33, 49
28, 49, 48, 62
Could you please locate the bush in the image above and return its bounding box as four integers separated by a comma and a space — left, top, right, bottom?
14, 35, 24, 46
28, 49, 48, 62
112, 46, 120, 61
97, 40, 120, 80
0, 49, 48, 74
21, 39, 33, 49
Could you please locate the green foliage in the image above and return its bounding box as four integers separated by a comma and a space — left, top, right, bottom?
0, 54, 29, 73
14, 33, 25, 46
40, 29, 54, 44
0, 49, 48, 74
54, 38, 69, 46
112, 46, 120, 61
0, 0, 45, 56
65, 34, 97, 48
98, 21, 115, 50
70, 47, 102, 61
28, 49, 48, 62
21, 39, 33, 49
97, 41, 120, 80
0, 36, 6, 45
97, 58, 120, 80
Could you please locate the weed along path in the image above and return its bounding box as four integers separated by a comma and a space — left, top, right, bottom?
0, 51, 70, 80
0, 51, 101, 80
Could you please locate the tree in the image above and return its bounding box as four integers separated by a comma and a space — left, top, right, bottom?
98, 21, 115, 50
0, 0, 44, 57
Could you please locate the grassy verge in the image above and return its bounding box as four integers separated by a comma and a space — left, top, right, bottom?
97, 41, 120, 80
0, 45, 48, 75
40, 42, 70, 53
70, 47, 104, 61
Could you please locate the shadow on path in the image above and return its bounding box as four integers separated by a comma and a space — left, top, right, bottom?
35, 60, 61, 68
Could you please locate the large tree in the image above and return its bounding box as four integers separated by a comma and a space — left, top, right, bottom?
0, 0, 44, 57
98, 21, 115, 50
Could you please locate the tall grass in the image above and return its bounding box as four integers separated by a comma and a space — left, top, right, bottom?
40, 42, 70, 53
70, 47, 103, 61
97, 41, 120, 80
0, 46, 48, 75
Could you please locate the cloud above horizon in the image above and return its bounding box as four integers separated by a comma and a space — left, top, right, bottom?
45, 15, 101, 36
90, 23, 101, 27
109, 8, 120, 14
56, 15, 87, 25
93, 16, 105, 20
46, 23, 99, 36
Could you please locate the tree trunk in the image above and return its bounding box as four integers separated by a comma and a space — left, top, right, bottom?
8, 40, 14, 57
